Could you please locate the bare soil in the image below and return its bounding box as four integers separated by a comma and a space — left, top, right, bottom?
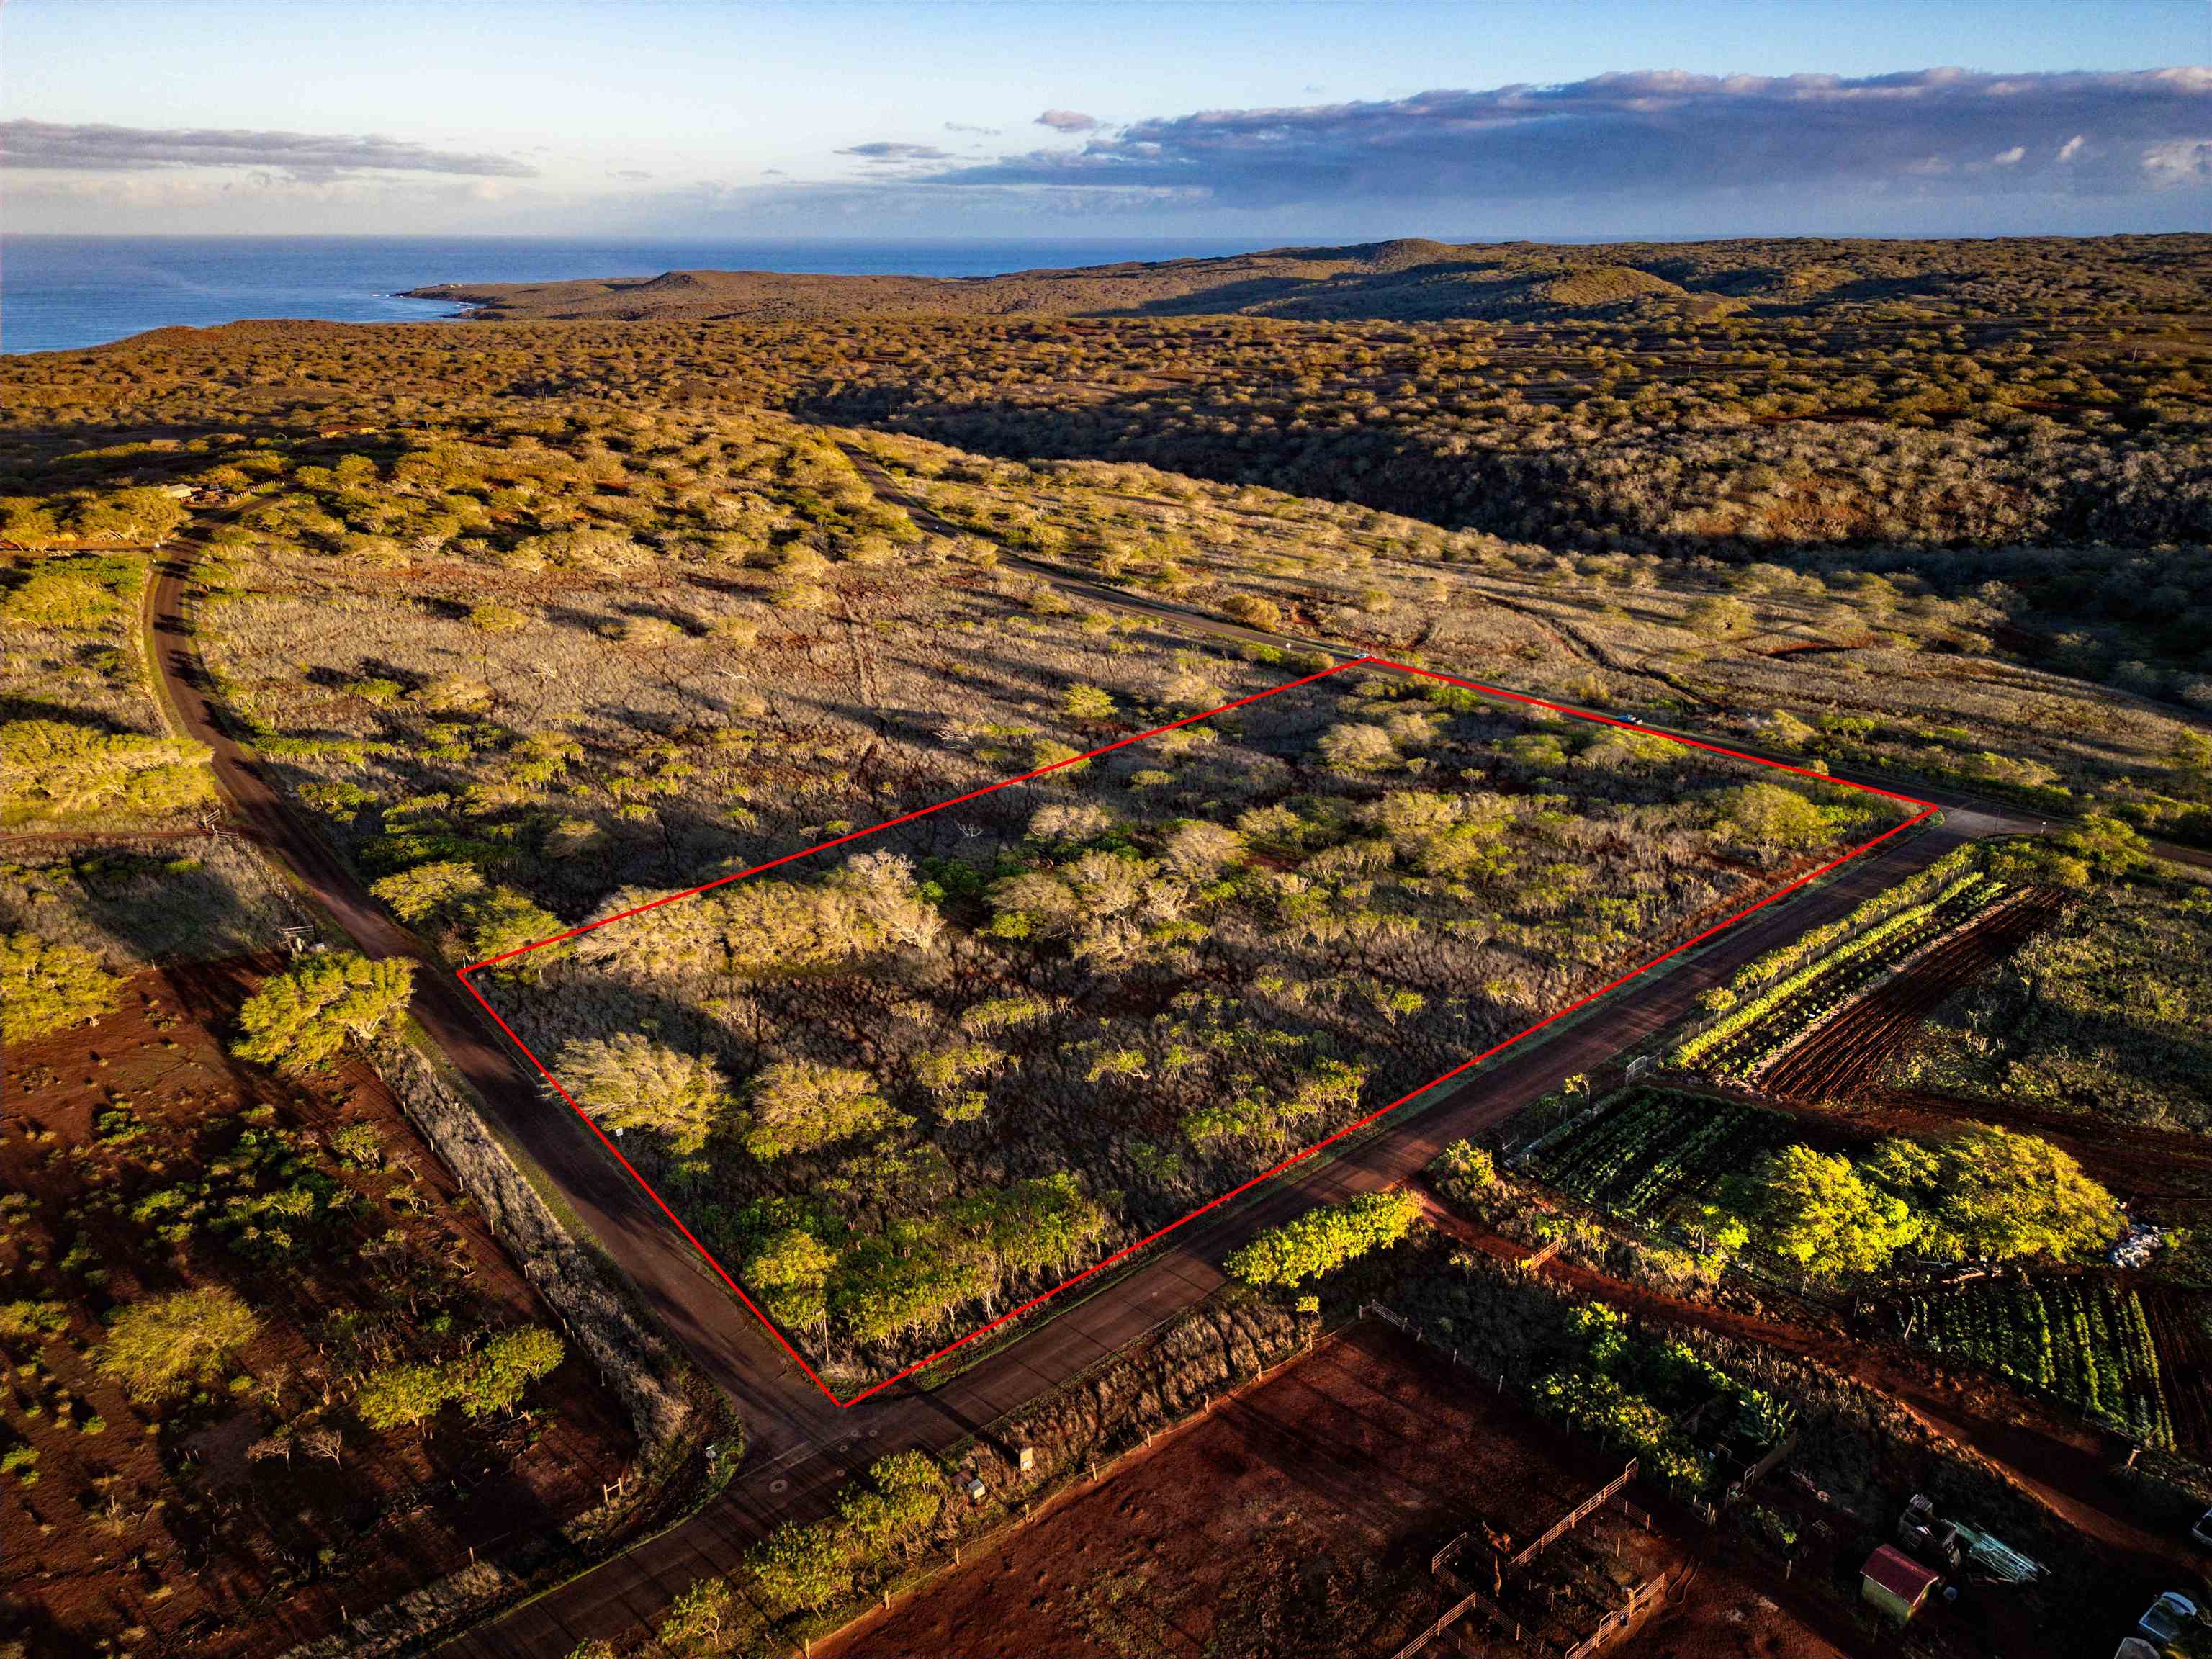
819, 1326, 1845, 1659
0, 956, 635, 1659
1759, 891, 2066, 1101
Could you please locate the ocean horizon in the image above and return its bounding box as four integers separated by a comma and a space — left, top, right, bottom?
0, 234, 1254, 356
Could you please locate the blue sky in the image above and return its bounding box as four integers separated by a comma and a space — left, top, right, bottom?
5, 0, 2207, 238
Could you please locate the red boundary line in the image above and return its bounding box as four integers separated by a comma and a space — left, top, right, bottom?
457, 656, 1934, 1408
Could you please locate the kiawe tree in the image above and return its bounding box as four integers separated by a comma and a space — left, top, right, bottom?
744, 1059, 900, 1160
1, 932, 123, 1043
233, 950, 414, 1070
1226, 1190, 1423, 1287
557, 1033, 732, 1154
97, 1287, 260, 1403
746, 1226, 836, 1331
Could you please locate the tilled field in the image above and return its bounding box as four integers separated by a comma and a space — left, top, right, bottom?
1759, 890, 2067, 1100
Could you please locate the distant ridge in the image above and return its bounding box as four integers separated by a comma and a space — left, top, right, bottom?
404, 233, 2212, 328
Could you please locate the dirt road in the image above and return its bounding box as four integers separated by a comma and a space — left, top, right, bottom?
131, 495, 2173, 1656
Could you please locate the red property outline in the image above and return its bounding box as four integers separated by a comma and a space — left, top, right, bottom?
457, 655, 1935, 1408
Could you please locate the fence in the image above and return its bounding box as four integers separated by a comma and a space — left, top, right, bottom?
1560, 1572, 1672, 1659
1512, 1462, 1639, 1569
1392, 1466, 1663, 1659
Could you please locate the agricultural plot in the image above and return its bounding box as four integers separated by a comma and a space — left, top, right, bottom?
1673, 866, 2010, 1082
468, 664, 1912, 1398
1525, 1087, 1794, 1227
1899, 1277, 2181, 1449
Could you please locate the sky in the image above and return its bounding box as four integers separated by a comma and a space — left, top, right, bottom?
4, 0, 2208, 241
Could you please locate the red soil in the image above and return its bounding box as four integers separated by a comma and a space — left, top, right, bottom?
820, 1326, 1845, 1659
0, 956, 636, 1658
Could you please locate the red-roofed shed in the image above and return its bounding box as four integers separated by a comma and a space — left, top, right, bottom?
1861, 1545, 1941, 1624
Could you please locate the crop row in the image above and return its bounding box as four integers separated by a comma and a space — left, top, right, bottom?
1672, 873, 2003, 1074
1902, 1277, 2174, 1449
1531, 1087, 1791, 1226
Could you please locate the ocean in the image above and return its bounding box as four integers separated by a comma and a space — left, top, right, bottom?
0, 235, 1248, 356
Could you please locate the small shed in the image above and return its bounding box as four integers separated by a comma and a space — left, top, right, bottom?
1861, 1545, 1941, 1624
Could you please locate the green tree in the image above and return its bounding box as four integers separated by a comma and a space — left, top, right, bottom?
1, 571, 120, 629
1714, 781, 1831, 852
1317, 721, 1401, 775
1060, 683, 1117, 722
837, 1452, 942, 1553
746, 1227, 836, 1331
1725, 1144, 1920, 1277
1866, 1127, 2121, 1262
1, 719, 213, 819
557, 1034, 732, 1154
744, 1060, 898, 1160
355, 1360, 451, 1434
1683, 594, 1755, 639
457, 886, 562, 966
1221, 593, 1283, 630
97, 1287, 259, 1403
453, 1326, 565, 1418
1, 932, 122, 1043
233, 950, 414, 1070
656, 1575, 738, 1657
746, 1519, 850, 1614
1226, 1190, 1424, 1288
369, 860, 487, 925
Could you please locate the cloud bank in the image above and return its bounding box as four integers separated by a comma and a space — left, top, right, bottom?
1, 118, 535, 179
9, 67, 2206, 236
940, 68, 2211, 206
837, 140, 953, 163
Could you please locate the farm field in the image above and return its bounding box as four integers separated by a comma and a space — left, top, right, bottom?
816, 1324, 1839, 1659
1671, 863, 2012, 1082
1895, 1277, 2207, 1454
1524, 1087, 1793, 1227
0, 848, 634, 1658
473, 662, 1906, 1390
1754, 889, 2065, 1101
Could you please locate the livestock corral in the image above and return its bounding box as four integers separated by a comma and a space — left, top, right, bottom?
818, 1325, 1841, 1659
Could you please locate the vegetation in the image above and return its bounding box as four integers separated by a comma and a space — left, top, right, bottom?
1673, 861, 2005, 1075
0, 719, 213, 823
1226, 1191, 1424, 1287
1721, 1125, 2122, 1277
232, 948, 415, 1069
1722, 1146, 1920, 1278
354, 1326, 565, 1433
1527, 1087, 1791, 1224
1532, 1303, 1793, 1498
1890, 869, 2212, 1135
1902, 1278, 2176, 1447
0, 882, 638, 1658
0, 930, 122, 1042
95, 1286, 260, 1403
557, 1033, 732, 1154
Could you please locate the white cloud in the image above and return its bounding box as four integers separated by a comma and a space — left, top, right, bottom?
0, 118, 533, 178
